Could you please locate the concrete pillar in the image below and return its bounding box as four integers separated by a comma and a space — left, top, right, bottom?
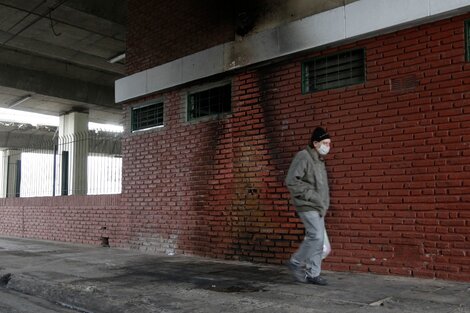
0, 150, 6, 197
59, 111, 88, 195
0, 150, 22, 198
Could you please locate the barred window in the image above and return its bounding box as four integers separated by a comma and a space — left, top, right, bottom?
302, 49, 365, 93
131, 102, 164, 132
188, 84, 231, 121
466, 20, 470, 62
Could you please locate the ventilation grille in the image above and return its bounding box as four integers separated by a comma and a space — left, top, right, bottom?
131, 102, 164, 131
390, 75, 419, 92
188, 84, 231, 120
303, 49, 365, 92
466, 19, 470, 62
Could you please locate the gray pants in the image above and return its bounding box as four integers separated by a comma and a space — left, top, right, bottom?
290, 210, 325, 278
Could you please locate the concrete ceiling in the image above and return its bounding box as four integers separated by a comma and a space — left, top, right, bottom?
0, 0, 126, 125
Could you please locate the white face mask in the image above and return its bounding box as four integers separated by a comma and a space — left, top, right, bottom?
317, 144, 330, 156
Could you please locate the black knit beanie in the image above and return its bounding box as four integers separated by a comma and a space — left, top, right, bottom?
311, 127, 330, 143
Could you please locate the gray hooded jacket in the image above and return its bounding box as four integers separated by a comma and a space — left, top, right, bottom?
285, 146, 330, 216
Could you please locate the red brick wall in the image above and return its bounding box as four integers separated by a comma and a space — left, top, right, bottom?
122, 13, 470, 281
0, 195, 127, 247
127, 0, 235, 75
0, 12, 468, 282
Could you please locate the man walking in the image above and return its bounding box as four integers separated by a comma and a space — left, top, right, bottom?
285, 127, 331, 286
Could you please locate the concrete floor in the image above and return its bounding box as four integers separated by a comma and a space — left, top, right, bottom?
0, 237, 469, 313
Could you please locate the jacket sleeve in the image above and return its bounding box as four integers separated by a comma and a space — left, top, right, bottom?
285, 152, 323, 207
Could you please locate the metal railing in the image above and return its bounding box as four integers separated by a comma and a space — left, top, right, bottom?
0, 130, 122, 197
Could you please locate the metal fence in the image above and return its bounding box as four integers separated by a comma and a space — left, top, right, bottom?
0, 130, 122, 197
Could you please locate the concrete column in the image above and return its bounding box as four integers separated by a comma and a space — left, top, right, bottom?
59, 111, 88, 195
0, 150, 22, 198
0, 150, 6, 197
7, 151, 21, 197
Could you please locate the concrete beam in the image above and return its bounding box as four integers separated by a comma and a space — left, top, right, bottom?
0, 132, 53, 150
0, 30, 125, 75
0, 62, 115, 109
0, 130, 120, 155
0, 45, 120, 87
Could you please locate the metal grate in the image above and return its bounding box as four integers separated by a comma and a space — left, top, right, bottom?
131, 102, 164, 131
188, 84, 231, 120
303, 49, 365, 93
466, 20, 470, 62
390, 75, 419, 92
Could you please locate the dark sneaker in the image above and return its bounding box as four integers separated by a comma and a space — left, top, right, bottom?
306, 275, 328, 286
287, 262, 306, 283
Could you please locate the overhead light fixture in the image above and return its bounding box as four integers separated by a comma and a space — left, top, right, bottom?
108, 52, 126, 64
9, 95, 32, 108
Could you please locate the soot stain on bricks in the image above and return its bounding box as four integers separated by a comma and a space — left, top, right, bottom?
186, 118, 233, 257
